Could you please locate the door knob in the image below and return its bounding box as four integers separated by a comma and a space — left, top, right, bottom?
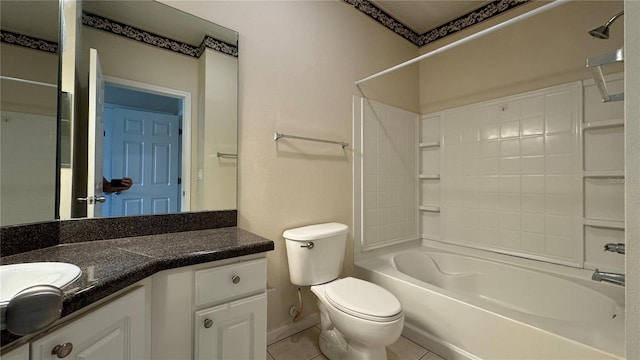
76, 195, 106, 204
232, 275, 241, 284
52, 343, 73, 358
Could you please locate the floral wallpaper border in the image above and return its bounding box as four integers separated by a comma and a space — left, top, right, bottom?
2, 14, 238, 59
83, 12, 238, 58
0, 30, 58, 53
344, 0, 530, 47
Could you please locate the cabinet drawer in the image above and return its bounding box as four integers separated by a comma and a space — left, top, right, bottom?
195, 258, 266, 306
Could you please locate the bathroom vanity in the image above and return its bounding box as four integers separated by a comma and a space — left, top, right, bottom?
0, 213, 274, 360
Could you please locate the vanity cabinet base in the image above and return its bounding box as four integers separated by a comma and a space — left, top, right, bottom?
195, 292, 267, 360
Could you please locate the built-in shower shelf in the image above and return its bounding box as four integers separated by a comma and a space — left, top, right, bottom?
419, 205, 441, 212
582, 118, 624, 130
582, 170, 624, 178
583, 218, 625, 230
586, 47, 624, 103
419, 141, 440, 148
419, 174, 440, 180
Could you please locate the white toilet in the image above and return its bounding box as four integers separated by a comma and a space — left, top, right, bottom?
284, 223, 404, 360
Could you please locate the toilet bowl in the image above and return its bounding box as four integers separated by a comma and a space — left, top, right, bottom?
311, 277, 404, 360
283, 223, 404, 360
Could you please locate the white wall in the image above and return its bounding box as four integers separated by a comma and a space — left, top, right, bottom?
624, 1, 640, 357
161, 0, 419, 332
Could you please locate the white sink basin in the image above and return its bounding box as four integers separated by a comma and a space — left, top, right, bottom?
0, 262, 82, 305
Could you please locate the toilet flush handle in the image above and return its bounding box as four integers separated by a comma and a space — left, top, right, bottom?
301, 242, 314, 250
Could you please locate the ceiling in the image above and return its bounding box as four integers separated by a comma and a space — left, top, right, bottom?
370, 0, 493, 34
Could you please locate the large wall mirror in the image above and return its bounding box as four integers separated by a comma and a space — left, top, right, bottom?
1, 0, 238, 226
1, 0, 60, 226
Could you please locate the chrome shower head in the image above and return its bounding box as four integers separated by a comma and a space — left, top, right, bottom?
589, 25, 610, 39
589, 11, 624, 39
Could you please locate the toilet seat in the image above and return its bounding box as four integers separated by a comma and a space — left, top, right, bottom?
325, 277, 403, 322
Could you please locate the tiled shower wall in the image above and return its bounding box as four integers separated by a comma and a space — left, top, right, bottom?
357, 75, 624, 272
439, 83, 582, 266
356, 97, 419, 251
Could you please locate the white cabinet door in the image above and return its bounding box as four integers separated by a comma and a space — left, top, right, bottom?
194, 292, 267, 360
31, 287, 147, 360
2, 343, 29, 360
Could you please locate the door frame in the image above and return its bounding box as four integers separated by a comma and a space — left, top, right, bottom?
103, 75, 192, 212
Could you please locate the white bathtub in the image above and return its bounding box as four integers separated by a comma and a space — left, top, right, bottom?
355, 245, 625, 360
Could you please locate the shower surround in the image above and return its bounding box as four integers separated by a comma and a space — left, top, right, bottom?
353, 73, 625, 358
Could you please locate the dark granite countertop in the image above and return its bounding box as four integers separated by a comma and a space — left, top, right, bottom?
0, 227, 274, 348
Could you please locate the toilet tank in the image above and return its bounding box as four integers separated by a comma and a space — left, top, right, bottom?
283, 223, 348, 286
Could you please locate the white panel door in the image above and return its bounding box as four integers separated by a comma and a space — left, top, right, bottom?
86, 48, 105, 217
194, 293, 267, 360
109, 108, 180, 216
30, 287, 147, 360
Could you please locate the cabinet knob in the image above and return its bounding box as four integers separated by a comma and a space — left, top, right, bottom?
204, 318, 214, 328
232, 275, 241, 284
52, 343, 73, 358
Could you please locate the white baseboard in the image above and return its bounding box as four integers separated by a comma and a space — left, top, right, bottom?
267, 313, 320, 345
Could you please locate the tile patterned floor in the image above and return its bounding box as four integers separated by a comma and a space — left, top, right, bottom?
267, 325, 446, 360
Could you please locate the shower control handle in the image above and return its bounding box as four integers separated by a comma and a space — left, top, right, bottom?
300, 242, 314, 250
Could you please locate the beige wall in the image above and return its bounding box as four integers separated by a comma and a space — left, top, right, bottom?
419, 1, 624, 114
161, 0, 419, 331
0, 45, 58, 225
199, 49, 238, 210
0, 44, 58, 115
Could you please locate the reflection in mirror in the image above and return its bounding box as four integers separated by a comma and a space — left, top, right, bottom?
0, 0, 60, 226
59, 0, 238, 220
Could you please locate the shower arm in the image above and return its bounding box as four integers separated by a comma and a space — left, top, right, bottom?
604, 11, 624, 28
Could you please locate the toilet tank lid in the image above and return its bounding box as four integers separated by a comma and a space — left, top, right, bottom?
283, 223, 348, 241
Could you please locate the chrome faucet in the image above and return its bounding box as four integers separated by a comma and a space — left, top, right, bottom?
604, 243, 625, 254
592, 269, 625, 286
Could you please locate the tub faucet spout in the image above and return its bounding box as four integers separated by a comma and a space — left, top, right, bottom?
592, 269, 625, 286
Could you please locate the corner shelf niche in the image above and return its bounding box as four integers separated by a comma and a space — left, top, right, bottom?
581, 71, 625, 273
419, 115, 441, 240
